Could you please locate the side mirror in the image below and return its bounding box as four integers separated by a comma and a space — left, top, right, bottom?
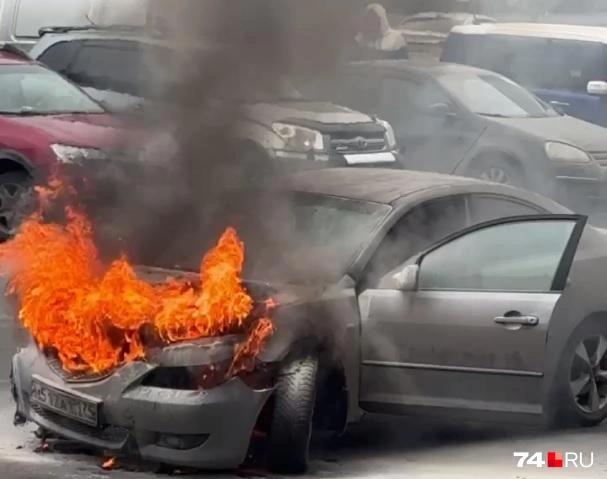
427, 102, 456, 119
392, 264, 419, 292
587, 81, 607, 96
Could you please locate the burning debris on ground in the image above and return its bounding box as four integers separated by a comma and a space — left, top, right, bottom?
0, 175, 275, 377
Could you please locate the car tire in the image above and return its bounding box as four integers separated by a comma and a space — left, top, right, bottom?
268, 355, 319, 474
0, 170, 33, 242
466, 155, 525, 188
545, 319, 607, 428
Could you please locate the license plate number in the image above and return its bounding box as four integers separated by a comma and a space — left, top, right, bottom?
31, 377, 100, 427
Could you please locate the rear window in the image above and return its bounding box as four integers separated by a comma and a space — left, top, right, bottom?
442, 32, 607, 92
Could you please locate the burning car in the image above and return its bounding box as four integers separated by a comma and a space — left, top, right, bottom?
9, 168, 607, 473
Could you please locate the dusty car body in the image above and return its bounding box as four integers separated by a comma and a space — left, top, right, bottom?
11, 168, 607, 473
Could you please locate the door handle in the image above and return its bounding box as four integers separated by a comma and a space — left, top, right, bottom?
550, 100, 570, 107
494, 315, 539, 326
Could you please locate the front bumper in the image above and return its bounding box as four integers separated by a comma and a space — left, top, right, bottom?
11, 346, 272, 469
550, 162, 607, 214
272, 149, 402, 169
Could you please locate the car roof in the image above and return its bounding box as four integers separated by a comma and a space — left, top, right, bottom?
451, 22, 607, 44
347, 59, 495, 78
282, 168, 530, 205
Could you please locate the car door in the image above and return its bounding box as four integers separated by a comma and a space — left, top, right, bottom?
359, 215, 586, 420
378, 76, 482, 173
533, 40, 607, 126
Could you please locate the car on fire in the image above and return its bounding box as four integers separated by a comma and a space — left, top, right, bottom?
0, 43, 138, 240
11, 168, 607, 473
29, 25, 401, 171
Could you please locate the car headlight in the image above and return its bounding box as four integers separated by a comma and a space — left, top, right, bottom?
50, 144, 109, 164
272, 122, 324, 152
545, 142, 591, 163
377, 118, 396, 149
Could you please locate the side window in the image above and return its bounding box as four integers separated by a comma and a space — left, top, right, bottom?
67, 41, 144, 95
37, 41, 81, 74
380, 77, 451, 128
419, 219, 576, 292
364, 195, 468, 284
544, 40, 607, 91
468, 195, 544, 224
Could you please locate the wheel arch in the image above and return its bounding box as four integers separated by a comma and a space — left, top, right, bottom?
457, 147, 526, 179
0, 150, 35, 176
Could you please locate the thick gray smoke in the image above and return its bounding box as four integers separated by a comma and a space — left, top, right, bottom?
82, 0, 360, 272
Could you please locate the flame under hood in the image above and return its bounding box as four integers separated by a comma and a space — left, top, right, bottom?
0, 177, 275, 378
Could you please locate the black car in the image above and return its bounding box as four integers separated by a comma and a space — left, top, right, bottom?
302, 60, 607, 213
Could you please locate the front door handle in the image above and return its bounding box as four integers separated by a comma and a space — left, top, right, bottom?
550, 100, 570, 107
494, 315, 539, 326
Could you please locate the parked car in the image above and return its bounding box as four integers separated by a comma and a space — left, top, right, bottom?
0, 44, 137, 240
29, 26, 400, 170
441, 23, 607, 127
12, 168, 607, 473
302, 60, 607, 213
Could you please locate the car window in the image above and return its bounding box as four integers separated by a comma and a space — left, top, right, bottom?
36, 41, 82, 74
363, 195, 468, 284
0, 64, 103, 114
66, 41, 145, 96
438, 72, 553, 118
468, 195, 545, 224
299, 73, 380, 114
380, 77, 451, 127
545, 40, 607, 91
418, 219, 576, 292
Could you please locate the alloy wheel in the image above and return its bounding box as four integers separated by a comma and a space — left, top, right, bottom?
0, 182, 33, 238
478, 167, 512, 185
569, 335, 607, 414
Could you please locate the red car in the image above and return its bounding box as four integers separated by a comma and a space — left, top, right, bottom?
0, 45, 133, 240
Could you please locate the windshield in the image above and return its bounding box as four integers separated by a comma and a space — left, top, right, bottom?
230, 193, 391, 281
438, 72, 556, 118
0, 65, 104, 115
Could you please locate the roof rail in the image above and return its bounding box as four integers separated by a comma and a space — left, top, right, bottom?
0, 43, 31, 60
38, 24, 166, 38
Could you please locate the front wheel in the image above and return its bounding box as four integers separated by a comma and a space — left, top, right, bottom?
545, 320, 607, 428
0, 170, 34, 241
268, 355, 319, 474
466, 156, 524, 188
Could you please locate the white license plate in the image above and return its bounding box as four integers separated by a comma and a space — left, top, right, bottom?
30, 376, 101, 427
344, 152, 396, 165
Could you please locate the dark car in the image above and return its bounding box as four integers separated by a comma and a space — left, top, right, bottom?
302, 60, 607, 212
12, 168, 607, 473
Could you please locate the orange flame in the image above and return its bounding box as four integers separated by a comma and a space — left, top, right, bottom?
101, 456, 117, 470
0, 177, 274, 375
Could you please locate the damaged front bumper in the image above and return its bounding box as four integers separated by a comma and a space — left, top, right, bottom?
11, 342, 273, 469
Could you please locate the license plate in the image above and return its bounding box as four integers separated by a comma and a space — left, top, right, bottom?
344, 152, 396, 165
30, 375, 101, 427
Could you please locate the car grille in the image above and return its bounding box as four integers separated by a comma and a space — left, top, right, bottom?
45, 355, 113, 383
591, 151, 607, 167
329, 131, 386, 153
30, 404, 130, 445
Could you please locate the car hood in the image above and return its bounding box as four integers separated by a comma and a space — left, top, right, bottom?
7, 113, 132, 149
488, 114, 607, 152
242, 100, 374, 125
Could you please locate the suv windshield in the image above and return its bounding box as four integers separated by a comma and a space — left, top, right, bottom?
438, 72, 556, 118
0, 64, 104, 115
